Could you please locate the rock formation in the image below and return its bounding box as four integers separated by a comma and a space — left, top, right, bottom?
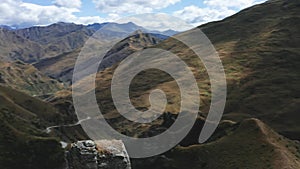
67, 140, 131, 169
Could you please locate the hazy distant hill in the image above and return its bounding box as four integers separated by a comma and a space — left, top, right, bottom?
87, 22, 146, 33
0, 25, 13, 30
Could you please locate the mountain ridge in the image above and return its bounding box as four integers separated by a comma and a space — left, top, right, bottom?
0, 0, 299, 168
132, 118, 300, 169
0, 21, 177, 64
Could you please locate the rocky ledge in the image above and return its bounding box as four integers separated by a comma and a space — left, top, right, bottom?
67, 140, 131, 169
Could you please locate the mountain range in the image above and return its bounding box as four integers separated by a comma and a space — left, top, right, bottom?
0, 0, 299, 169
0, 22, 178, 63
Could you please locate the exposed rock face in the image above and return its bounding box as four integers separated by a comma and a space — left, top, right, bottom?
67, 140, 131, 169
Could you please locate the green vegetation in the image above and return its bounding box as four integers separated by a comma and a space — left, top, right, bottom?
0, 86, 66, 169
0, 0, 299, 168
92, 0, 300, 141
0, 60, 63, 96
132, 119, 300, 169
199, 0, 300, 139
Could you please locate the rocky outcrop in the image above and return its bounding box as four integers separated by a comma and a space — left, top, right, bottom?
67, 140, 131, 169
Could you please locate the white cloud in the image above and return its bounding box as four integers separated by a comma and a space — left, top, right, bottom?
118, 13, 193, 31
92, 0, 181, 14
204, 0, 265, 9
0, 0, 105, 28
173, 0, 266, 26
74, 16, 106, 25
53, 0, 82, 9
173, 5, 236, 26
0, 0, 267, 30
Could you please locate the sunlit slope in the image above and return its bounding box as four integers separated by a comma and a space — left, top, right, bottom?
132, 118, 300, 169
92, 0, 300, 140
0, 60, 63, 96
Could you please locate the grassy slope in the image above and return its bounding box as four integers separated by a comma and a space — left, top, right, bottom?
14, 23, 93, 61
0, 60, 64, 96
0, 28, 44, 63
132, 118, 300, 169
34, 31, 163, 84
0, 0, 295, 168
0, 85, 67, 169
91, 0, 300, 140
68, 1, 300, 168
34, 48, 81, 84
198, 0, 300, 139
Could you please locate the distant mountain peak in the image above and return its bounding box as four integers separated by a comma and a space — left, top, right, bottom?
131, 29, 144, 35
124, 21, 137, 26
0, 25, 13, 30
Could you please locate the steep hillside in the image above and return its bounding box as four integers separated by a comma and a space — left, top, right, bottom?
0, 60, 63, 96
14, 22, 93, 61
34, 31, 164, 84
198, 0, 300, 139
0, 0, 298, 169
0, 85, 69, 169
0, 28, 43, 62
0, 21, 178, 69
14, 22, 161, 62
132, 118, 300, 169
90, 0, 300, 140
15, 22, 86, 44
33, 49, 81, 84
1, 22, 161, 64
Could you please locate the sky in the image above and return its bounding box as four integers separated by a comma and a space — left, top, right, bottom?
0, 0, 267, 31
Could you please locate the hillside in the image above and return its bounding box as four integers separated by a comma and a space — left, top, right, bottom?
14, 22, 93, 60
0, 85, 69, 169
199, 0, 300, 139
132, 118, 300, 169
34, 31, 164, 84
0, 0, 299, 168
0, 60, 63, 96
1, 22, 163, 63
0, 28, 44, 63
89, 0, 300, 140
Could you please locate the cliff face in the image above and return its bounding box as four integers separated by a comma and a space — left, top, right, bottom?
67, 140, 131, 169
